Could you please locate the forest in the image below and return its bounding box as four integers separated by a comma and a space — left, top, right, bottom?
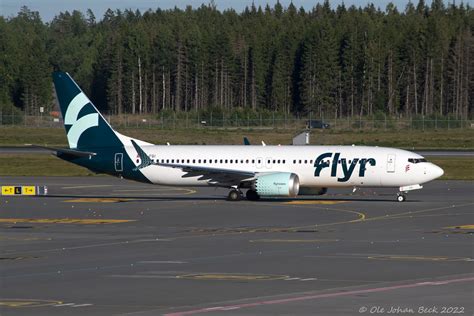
0, 1, 472, 120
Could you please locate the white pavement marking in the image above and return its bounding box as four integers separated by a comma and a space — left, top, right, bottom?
72, 304, 93, 307
137, 261, 187, 264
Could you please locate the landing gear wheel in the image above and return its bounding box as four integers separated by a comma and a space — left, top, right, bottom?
397, 193, 406, 202
227, 190, 241, 201
246, 189, 260, 201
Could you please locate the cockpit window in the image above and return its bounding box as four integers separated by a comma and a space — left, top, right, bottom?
408, 158, 428, 164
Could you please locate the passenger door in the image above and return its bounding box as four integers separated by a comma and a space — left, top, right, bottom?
114, 153, 123, 172
386, 154, 396, 173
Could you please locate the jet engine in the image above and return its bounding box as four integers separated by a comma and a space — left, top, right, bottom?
254, 173, 300, 197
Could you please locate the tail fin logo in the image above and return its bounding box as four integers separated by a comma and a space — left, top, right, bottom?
64, 92, 99, 148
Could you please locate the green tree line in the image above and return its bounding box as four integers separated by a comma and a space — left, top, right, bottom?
0, 1, 472, 119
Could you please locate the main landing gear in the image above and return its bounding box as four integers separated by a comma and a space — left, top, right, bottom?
227, 188, 261, 201
246, 189, 260, 201
227, 189, 242, 201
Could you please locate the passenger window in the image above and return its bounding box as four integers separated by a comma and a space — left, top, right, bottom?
193, 159, 196, 163
304, 160, 307, 164
166, 159, 169, 163
246, 159, 249, 163
225, 159, 228, 163
283, 160, 285, 164
277, 160, 280, 163
293, 160, 296, 164
310, 160, 313, 164
299, 160, 302, 164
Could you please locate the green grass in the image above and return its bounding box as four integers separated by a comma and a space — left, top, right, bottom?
0, 154, 94, 176
0, 154, 471, 180
0, 127, 473, 149
429, 157, 474, 180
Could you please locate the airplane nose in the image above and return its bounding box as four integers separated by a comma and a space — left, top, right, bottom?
431, 164, 444, 179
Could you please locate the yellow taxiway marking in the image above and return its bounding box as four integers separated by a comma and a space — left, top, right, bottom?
368, 255, 470, 262
113, 188, 197, 195
444, 225, 474, 229
0, 236, 52, 241
283, 200, 346, 205
63, 198, 135, 203
177, 273, 288, 281
250, 239, 339, 243
0, 218, 135, 224
61, 185, 113, 189
0, 299, 62, 308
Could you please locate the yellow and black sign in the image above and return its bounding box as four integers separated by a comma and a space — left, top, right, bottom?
1, 186, 16, 195
1, 186, 44, 196
22, 186, 36, 195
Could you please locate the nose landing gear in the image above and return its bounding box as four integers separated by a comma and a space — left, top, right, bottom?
397, 193, 406, 202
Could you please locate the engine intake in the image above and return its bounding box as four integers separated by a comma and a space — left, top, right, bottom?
254, 173, 300, 197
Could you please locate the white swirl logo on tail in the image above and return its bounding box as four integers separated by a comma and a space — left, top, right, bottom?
64, 92, 99, 148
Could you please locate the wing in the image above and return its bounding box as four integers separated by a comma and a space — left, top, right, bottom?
130, 140, 259, 186
159, 163, 256, 186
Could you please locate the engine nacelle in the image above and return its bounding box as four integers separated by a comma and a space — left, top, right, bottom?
298, 187, 328, 196
254, 173, 300, 197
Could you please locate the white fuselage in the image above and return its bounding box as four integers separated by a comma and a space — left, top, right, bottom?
123, 145, 443, 189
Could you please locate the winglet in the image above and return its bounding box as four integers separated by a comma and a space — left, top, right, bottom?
131, 140, 154, 170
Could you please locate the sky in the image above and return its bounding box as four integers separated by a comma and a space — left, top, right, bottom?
0, 0, 462, 22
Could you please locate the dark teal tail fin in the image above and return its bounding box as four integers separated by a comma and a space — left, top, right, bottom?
53, 72, 122, 150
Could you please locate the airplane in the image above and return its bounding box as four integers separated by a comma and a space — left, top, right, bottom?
46, 72, 444, 202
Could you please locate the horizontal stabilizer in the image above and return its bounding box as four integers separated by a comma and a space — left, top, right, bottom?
31, 145, 96, 158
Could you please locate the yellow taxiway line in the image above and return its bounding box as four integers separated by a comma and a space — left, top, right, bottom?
0, 218, 135, 224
